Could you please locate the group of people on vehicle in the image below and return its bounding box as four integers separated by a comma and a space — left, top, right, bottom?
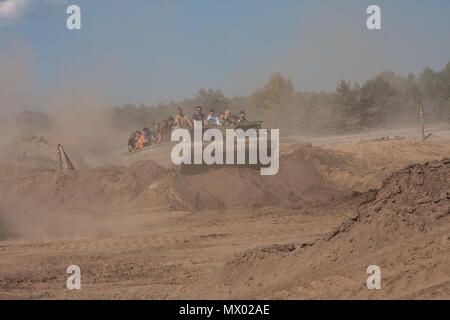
128, 106, 248, 152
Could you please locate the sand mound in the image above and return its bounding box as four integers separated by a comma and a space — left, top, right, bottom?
324, 158, 450, 246
0, 160, 168, 211
327, 136, 450, 191
3, 136, 448, 214
218, 159, 450, 294
0, 145, 345, 213
2, 139, 448, 217
135, 174, 226, 210
174, 151, 330, 209
127, 145, 343, 210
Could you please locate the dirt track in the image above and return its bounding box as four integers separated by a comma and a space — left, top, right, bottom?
0, 127, 449, 299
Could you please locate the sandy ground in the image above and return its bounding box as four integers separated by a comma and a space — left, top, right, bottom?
0, 125, 449, 299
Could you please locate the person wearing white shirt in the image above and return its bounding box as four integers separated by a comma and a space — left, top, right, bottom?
206, 108, 220, 126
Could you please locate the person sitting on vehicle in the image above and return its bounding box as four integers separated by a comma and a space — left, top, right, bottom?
206, 108, 220, 126
167, 116, 176, 130
151, 122, 162, 144
219, 112, 225, 125
222, 109, 233, 125
192, 106, 208, 126
143, 127, 152, 147
128, 132, 137, 152
160, 119, 172, 142
175, 107, 192, 128
136, 130, 146, 150
231, 114, 240, 125
238, 111, 248, 123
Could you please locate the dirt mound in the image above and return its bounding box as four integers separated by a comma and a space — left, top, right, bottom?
217, 159, 450, 297
0, 145, 345, 213
3, 139, 448, 218
135, 174, 226, 210
3, 137, 449, 215
325, 158, 450, 245
0, 160, 169, 212
175, 147, 342, 209
375, 159, 450, 221
327, 136, 450, 191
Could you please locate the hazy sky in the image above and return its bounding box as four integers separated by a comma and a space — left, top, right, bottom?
1, 0, 449, 108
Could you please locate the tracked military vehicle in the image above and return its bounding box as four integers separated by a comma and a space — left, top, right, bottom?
121, 121, 272, 173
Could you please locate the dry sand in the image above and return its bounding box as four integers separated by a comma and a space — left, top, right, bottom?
0, 128, 449, 299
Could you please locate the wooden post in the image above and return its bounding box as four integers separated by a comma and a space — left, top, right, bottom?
57, 145, 63, 170
419, 101, 424, 142
57, 144, 75, 170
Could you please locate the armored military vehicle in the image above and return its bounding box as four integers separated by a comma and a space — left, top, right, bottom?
121, 121, 272, 173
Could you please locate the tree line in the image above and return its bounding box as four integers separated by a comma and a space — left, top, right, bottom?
112, 62, 450, 135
